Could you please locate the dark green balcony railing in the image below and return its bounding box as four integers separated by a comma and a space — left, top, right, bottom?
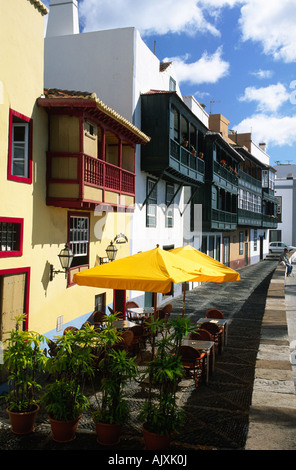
213, 161, 238, 187
262, 214, 278, 228
238, 170, 262, 193
169, 138, 205, 183
238, 208, 262, 227
212, 208, 237, 224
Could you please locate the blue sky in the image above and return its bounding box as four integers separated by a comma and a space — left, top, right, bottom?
43, 0, 296, 166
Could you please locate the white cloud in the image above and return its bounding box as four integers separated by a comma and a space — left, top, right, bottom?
239, 0, 296, 62
164, 47, 229, 85
239, 83, 290, 112
250, 69, 273, 80
79, 0, 220, 36
234, 113, 296, 147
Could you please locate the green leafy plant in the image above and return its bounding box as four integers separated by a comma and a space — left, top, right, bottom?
139, 315, 193, 436
92, 313, 138, 425
42, 324, 99, 421
2, 314, 47, 413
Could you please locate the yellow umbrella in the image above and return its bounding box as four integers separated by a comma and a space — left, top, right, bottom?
73, 246, 206, 294
170, 244, 240, 316
73, 246, 214, 318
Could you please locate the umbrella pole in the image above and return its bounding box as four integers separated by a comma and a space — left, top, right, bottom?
182, 282, 186, 317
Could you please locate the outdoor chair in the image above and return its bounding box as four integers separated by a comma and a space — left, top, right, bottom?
63, 326, 78, 335
92, 310, 106, 329
126, 301, 139, 309
206, 309, 224, 319
115, 329, 135, 353
180, 345, 206, 388
200, 321, 223, 354
189, 328, 212, 341
108, 306, 124, 319
128, 325, 145, 357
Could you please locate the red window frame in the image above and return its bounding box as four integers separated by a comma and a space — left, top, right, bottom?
0, 217, 24, 258
67, 211, 90, 287
8, 109, 33, 184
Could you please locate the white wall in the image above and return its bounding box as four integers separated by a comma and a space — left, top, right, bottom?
275, 179, 294, 245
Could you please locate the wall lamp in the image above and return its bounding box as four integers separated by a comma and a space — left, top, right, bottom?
99, 240, 118, 265
50, 244, 74, 281
114, 233, 128, 244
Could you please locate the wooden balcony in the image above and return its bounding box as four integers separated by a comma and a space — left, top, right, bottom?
213, 161, 238, 192
238, 208, 262, 227
46, 152, 136, 210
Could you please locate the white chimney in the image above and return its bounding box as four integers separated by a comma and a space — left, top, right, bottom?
46, 0, 79, 37
259, 142, 267, 152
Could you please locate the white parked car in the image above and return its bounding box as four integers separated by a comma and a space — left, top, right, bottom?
269, 242, 296, 253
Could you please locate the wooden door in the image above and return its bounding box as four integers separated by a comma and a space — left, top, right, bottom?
0, 273, 26, 341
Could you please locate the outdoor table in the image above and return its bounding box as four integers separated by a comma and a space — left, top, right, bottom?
126, 307, 155, 323
196, 318, 228, 350
182, 338, 215, 383
112, 319, 137, 331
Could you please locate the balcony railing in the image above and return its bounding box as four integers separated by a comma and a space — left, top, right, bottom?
169, 139, 205, 183
238, 170, 262, 193
84, 154, 135, 194
212, 209, 237, 224
47, 152, 135, 209
262, 214, 278, 228
213, 161, 238, 187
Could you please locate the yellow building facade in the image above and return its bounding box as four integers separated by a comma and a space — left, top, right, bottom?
0, 0, 149, 342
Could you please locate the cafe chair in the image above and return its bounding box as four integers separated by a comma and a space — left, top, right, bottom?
92, 310, 106, 330
127, 310, 141, 323
128, 325, 145, 357
63, 326, 78, 335
200, 321, 223, 354
126, 301, 139, 309
108, 306, 124, 319
206, 309, 224, 319
180, 345, 206, 388
189, 328, 212, 341
115, 329, 135, 353
161, 304, 173, 314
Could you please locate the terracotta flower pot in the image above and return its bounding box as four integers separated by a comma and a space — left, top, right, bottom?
142, 423, 171, 450
49, 415, 81, 442
7, 404, 40, 435
94, 420, 123, 446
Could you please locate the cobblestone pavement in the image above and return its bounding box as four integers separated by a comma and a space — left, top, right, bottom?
0, 260, 278, 452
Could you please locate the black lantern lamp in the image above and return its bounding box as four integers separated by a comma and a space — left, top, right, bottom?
105, 240, 118, 262
50, 243, 74, 281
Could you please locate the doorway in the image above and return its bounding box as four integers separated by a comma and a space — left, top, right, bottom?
0, 270, 29, 341
223, 237, 230, 267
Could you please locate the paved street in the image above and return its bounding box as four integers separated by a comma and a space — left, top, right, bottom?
1, 258, 295, 453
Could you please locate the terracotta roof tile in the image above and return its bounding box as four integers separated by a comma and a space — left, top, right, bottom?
30, 0, 49, 15
41, 89, 150, 143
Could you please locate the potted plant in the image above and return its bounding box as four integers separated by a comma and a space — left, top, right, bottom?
139, 315, 192, 450
42, 324, 99, 442
1, 314, 47, 434
92, 313, 138, 446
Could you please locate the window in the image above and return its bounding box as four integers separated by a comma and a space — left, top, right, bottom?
8, 110, 32, 183
172, 106, 179, 141
68, 213, 90, 268
254, 229, 258, 251
0, 218, 23, 257
95, 293, 106, 312
146, 178, 157, 227
165, 183, 174, 228
169, 77, 176, 91
239, 232, 244, 255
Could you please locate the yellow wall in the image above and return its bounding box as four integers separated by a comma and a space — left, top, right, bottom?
0, 0, 134, 339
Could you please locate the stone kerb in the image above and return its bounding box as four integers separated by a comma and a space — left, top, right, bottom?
245, 262, 296, 450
